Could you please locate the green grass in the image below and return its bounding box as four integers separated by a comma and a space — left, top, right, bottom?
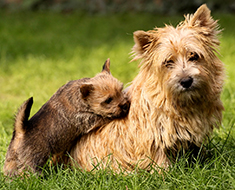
0, 11, 235, 189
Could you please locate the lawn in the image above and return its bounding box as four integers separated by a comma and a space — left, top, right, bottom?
0, 10, 235, 189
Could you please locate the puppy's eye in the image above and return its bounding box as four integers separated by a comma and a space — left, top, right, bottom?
189, 53, 199, 62
104, 97, 113, 104
163, 60, 174, 68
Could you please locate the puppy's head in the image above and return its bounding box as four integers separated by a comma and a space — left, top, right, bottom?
80, 58, 130, 119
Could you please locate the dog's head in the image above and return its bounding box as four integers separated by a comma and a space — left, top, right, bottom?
132, 4, 224, 110
80, 58, 130, 119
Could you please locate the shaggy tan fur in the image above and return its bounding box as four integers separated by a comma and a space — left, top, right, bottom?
67, 4, 225, 172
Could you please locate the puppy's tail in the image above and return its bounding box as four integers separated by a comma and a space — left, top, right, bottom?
14, 97, 33, 133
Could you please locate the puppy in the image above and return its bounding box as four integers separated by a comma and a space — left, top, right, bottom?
3, 58, 130, 176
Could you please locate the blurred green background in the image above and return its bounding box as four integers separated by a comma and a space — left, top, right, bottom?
1, 0, 235, 14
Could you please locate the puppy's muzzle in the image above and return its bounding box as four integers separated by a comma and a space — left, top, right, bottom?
119, 100, 130, 117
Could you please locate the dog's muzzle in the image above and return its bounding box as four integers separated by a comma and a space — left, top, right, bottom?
180, 76, 193, 89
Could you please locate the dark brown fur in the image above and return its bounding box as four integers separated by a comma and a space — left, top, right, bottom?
4, 59, 130, 176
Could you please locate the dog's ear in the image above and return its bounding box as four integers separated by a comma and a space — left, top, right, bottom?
80, 84, 94, 99
188, 4, 212, 27
183, 4, 219, 33
102, 58, 111, 74
181, 4, 220, 47
132, 30, 154, 57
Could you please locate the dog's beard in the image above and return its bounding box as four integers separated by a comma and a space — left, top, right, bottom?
166, 75, 212, 109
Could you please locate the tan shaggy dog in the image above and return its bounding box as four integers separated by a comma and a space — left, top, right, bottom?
65, 4, 224, 171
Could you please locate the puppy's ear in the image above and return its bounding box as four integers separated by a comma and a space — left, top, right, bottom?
132, 30, 154, 60
102, 58, 111, 74
80, 84, 94, 99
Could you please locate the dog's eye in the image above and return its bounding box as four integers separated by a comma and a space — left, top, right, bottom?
189, 53, 199, 62
104, 97, 113, 104
163, 60, 174, 68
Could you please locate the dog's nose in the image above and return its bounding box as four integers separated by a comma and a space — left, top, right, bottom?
120, 101, 130, 113
180, 77, 193, 89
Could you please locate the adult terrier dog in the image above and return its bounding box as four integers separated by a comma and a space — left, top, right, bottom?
4, 59, 130, 176
67, 4, 224, 171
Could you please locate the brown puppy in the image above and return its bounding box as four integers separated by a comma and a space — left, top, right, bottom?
4, 59, 130, 176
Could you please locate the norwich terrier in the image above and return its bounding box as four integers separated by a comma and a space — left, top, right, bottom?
3, 58, 130, 176
65, 4, 225, 172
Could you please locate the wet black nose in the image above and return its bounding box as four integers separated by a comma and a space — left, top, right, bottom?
120, 101, 130, 113
180, 77, 193, 89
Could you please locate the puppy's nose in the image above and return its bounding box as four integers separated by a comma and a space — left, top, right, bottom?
180, 77, 193, 89
120, 101, 130, 113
